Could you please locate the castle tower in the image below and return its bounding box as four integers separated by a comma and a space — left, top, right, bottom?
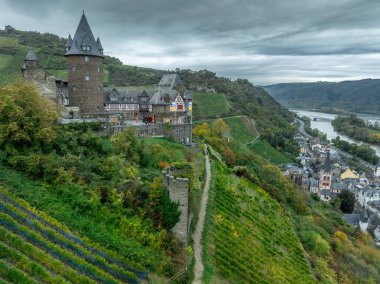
65, 12, 104, 113
21, 49, 45, 82
319, 151, 332, 191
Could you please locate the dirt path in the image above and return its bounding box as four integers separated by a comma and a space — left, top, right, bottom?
192, 147, 211, 284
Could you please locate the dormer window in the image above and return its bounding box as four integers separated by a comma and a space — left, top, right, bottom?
66, 46, 71, 52
99, 49, 103, 55
81, 45, 91, 52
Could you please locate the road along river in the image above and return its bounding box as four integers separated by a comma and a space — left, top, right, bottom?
292, 109, 380, 157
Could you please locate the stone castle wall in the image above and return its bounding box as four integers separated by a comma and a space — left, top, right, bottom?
109, 123, 192, 145
66, 55, 104, 113
163, 167, 189, 244
23, 66, 58, 103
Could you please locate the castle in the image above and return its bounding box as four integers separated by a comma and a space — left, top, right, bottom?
21, 13, 192, 145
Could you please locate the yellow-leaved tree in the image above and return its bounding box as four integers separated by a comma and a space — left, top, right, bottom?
0, 82, 58, 154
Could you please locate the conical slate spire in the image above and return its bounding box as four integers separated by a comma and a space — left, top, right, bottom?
25, 49, 38, 61
96, 37, 103, 51
323, 151, 331, 172
64, 13, 103, 57
66, 34, 73, 48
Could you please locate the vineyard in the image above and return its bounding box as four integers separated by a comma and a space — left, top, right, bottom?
0, 186, 147, 284
248, 140, 292, 165
202, 163, 315, 283
223, 116, 258, 144
192, 92, 230, 120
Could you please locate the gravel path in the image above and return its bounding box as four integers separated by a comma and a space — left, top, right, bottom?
192, 148, 211, 284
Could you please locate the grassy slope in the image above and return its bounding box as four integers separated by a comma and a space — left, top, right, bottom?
0, 186, 145, 284
202, 162, 315, 283
192, 92, 230, 120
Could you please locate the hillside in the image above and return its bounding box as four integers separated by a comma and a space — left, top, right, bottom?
202, 162, 315, 283
0, 186, 146, 283
263, 79, 380, 115
2, 27, 380, 284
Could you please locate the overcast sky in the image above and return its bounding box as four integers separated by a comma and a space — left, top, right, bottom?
1, 0, 380, 85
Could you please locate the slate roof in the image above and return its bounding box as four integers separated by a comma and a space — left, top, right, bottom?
25, 49, 38, 61
103, 88, 154, 104
310, 178, 319, 187
149, 89, 178, 105
332, 182, 347, 191
150, 74, 192, 105
66, 34, 73, 48
323, 151, 331, 172
343, 214, 360, 227
157, 74, 182, 90
65, 13, 104, 58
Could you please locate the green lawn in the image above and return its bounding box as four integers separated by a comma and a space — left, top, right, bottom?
192, 92, 230, 120
249, 140, 292, 165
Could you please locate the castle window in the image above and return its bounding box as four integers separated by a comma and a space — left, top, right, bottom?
81, 45, 91, 52
97, 67, 100, 72
72, 66, 76, 72
85, 76, 90, 81
85, 56, 90, 62
73, 86, 77, 91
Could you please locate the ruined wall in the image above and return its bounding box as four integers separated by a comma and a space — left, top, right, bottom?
163, 167, 189, 244
23, 66, 58, 103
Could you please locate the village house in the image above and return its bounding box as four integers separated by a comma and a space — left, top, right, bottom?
358, 189, 380, 206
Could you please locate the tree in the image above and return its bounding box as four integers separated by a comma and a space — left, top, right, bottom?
338, 190, 355, 213
0, 82, 58, 154
211, 118, 230, 138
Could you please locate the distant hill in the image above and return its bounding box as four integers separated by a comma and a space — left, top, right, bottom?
263, 79, 380, 115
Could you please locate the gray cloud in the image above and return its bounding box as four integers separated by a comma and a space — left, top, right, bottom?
1, 0, 380, 84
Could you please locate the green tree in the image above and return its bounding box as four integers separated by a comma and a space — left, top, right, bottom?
338, 190, 355, 213
0, 82, 58, 154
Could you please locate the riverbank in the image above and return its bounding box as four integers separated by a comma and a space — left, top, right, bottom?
292, 109, 380, 157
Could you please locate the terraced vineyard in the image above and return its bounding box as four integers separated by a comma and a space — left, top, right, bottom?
223, 116, 258, 144
192, 92, 230, 119
0, 186, 147, 284
248, 140, 292, 165
202, 164, 315, 283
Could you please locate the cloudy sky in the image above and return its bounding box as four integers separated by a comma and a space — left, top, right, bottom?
1, 0, 380, 85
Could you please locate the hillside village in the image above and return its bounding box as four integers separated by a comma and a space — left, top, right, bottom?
291, 133, 380, 245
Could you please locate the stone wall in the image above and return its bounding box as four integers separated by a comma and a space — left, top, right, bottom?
109, 122, 192, 145
66, 55, 104, 113
163, 167, 189, 244
23, 66, 59, 103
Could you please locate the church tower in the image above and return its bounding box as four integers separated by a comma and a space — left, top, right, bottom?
319, 151, 332, 191
65, 12, 104, 113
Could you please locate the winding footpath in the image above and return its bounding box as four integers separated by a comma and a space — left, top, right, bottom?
192, 147, 211, 284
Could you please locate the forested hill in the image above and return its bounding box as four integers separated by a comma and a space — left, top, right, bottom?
263, 79, 380, 115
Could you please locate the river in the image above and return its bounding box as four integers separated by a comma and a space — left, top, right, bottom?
291, 109, 380, 156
